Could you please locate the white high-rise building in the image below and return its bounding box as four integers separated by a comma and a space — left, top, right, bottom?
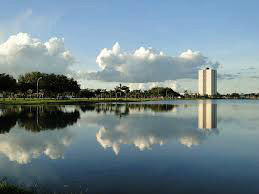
198, 68, 217, 96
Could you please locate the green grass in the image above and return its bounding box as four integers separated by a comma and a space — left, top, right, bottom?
2, 97, 245, 105
0, 182, 34, 194
0, 97, 161, 105
0, 181, 89, 194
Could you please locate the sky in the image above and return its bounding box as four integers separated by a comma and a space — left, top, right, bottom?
0, 0, 259, 93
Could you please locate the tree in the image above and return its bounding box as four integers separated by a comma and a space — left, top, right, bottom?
121, 86, 130, 98
114, 85, 122, 98
17, 72, 42, 93
148, 87, 180, 98
27, 89, 33, 98
130, 90, 142, 98
79, 89, 95, 98
0, 73, 17, 94
231, 93, 240, 98
18, 72, 80, 97
95, 89, 102, 98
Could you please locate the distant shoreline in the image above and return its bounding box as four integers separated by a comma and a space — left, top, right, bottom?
0, 98, 157, 105
0, 98, 258, 105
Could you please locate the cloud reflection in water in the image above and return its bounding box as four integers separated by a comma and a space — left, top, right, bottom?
89, 103, 218, 155
0, 102, 218, 163
0, 128, 73, 164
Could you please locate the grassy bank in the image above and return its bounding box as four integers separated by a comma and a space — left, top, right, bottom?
0, 182, 88, 194
0, 97, 160, 105
0, 182, 34, 194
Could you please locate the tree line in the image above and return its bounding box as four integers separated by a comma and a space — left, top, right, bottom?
79, 84, 180, 99
0, 72, 80, 98
0, 72, 180, 99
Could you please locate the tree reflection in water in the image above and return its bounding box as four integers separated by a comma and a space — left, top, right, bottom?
0, 106, 19, 133
0, 106, 80, 133
79, 103, 179, 118
18, 106, 80, 132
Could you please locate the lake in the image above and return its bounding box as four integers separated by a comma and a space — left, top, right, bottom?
0, 100, 259, 194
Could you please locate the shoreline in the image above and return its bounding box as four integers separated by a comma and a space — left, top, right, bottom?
0, 98, 158, 105
0, 98, 258, 105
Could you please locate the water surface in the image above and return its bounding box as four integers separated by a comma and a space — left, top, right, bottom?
0, 100, 259, 194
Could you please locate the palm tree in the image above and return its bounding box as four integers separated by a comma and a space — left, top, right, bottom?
114, 85, 122, 99
121, 86, 130, 99
27, 89, 33, 99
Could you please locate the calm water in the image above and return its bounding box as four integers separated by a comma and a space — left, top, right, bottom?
0, 100, 259, 194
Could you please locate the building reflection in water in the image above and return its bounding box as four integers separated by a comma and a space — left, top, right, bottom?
198, 102, 217, 129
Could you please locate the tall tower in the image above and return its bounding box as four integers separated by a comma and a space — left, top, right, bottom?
198, 68, 217, 96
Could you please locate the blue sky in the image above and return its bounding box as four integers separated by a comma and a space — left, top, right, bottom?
0, 0, 259, 93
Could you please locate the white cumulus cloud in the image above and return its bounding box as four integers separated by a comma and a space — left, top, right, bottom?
0, 33, 75, 77
128, 80, 178, 91
85, 42, 220, 83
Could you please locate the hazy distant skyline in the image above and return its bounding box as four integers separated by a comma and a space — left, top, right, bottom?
0, 0, 258, 93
